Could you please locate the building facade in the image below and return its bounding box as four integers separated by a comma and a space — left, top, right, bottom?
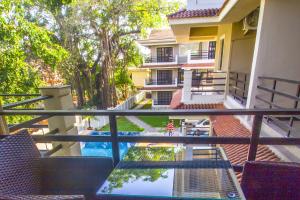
138, 29, 219, 108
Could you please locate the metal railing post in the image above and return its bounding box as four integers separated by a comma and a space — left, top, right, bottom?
0, 100, 8, 134
247, 114, 263, 161
288, 84, 300, 137
109, 115, 120, 166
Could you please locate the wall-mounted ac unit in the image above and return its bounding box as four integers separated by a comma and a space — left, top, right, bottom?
243, 8, 259, 35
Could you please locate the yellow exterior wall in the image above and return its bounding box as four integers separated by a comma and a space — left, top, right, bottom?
215, 24, 233, 72
229, 21, 256, 74
129, 69, 150, 88
189, 26, 218, 40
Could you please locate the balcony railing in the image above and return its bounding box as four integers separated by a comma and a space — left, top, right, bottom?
229, 72, 250, 105
144, 78, 178, 86
187, 50, 215, 64
255, 76, 300, 137
0, 109, 300, 171
143, 55, 178, 65
191, 71, 226, 94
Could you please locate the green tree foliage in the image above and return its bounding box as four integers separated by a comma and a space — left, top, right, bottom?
0, 0, 68, 123
0, 0, 180, 121
33, 0, 180, 109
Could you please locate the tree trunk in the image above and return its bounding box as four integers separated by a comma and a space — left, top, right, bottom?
75, 70, 85, 108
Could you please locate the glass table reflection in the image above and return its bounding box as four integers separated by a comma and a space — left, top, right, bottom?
96, 146, 245, 200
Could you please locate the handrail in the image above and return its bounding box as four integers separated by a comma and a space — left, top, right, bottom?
1, 109, 300, 167
0, 109, 300, 116
2, 95, 52, 109
256, 77, 300, 137
0, 94, 41, 97
258, 76, 300, 84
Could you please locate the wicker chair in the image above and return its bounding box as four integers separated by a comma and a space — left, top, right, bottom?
0, 130, 85, 200
241, 161, 300, 200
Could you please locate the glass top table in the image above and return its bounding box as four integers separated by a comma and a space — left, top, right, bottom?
96, 146, 245, 200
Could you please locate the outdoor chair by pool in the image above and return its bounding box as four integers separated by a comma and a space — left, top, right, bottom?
241, 161, 300, 200
0, 130, 85, 200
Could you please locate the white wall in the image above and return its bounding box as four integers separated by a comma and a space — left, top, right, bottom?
247, 0, 300, 109
187, 0, 224, 10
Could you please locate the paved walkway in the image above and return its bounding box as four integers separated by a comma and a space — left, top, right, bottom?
125, 99, 157, 132
126, 116, 157, 132
127, 99, 182, 135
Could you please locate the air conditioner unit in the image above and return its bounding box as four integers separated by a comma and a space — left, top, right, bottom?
243, 8, 259, 35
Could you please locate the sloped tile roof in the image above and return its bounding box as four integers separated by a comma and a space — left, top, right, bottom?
147, 29, 175, 40
176, 103, 223, 109
173, 103, 280, 179
168, 8, 220, 19
211, 114, 280, 174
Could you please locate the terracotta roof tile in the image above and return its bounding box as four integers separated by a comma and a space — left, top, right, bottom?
168, 8, 219, 19
172, 102, 280, 180
211, 115, 281, 167
176, 103, 223, 109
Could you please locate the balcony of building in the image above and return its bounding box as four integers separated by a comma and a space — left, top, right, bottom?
143, 55, 178, 66
187, 50, 215, 65
0, 93, 299, 199
144, 78, 178, 87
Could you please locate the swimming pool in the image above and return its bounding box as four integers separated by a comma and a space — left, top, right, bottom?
80, 131, 140, 158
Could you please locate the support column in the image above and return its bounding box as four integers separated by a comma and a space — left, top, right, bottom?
182, 69, 192, 103
0, 101, 8, 134
40, 85, 77, 134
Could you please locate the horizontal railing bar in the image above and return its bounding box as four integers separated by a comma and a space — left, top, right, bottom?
0, 135, 250, 144
3, 96, 52, 109
8, 115, 51, 132
229, 71, 249, 75
198, 84, 226, 87
6, 108, 44, 110
193, 77, 226, 80
259, 137, 300, 145
191, 89, 225, 93
0, 94, 41, 97
266, 116, 297, 133
255, 96, 284, 109
8, 124, 48, 129
1, 109, 300, 116
19, 135, 112, 142
258, 76, 300, 84
117, 136, 250, 144
229, 78, 247, 83
229, 85, 246, 92
1, 134, 299, 146
257, 86, 300, 101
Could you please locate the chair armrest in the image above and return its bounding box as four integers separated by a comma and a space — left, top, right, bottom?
0, 195, 85, 200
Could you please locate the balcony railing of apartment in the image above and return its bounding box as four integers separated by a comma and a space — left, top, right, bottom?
145, 78, 178, 86
144, 55, 178, 64
187, 50, 215, 64
255, 76, 300, 137
229, 72, 250, 105
0, 108, 300, 171
0, 94, 55, 133
191, 71, 226, 94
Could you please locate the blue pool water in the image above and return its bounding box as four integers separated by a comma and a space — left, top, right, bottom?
80, 131, 139, 158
